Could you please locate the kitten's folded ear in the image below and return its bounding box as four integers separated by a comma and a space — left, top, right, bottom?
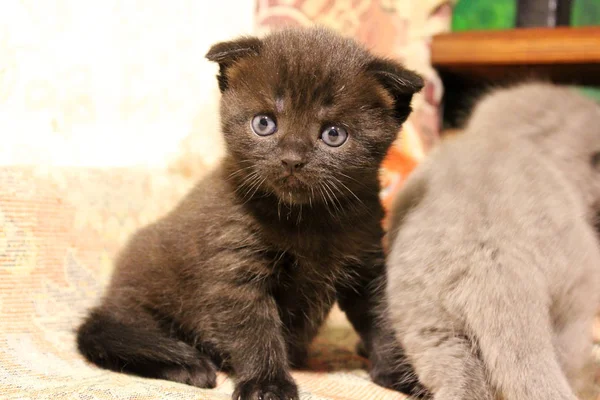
205, 37, 262, 92
367, 58, 424, 124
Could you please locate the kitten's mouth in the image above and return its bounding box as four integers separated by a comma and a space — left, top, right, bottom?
276, 176, 307, 194
272, 175, 311, 204
280, 175, 303, 187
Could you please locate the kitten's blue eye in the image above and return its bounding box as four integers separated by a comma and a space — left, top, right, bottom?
251, 115, 277, 136
320, 126, 348, 147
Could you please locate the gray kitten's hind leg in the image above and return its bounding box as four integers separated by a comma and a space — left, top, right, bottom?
391, 268, 580, 400
554, 313, 599, 399
402, 316, 494, 400
460, 276, 579, 400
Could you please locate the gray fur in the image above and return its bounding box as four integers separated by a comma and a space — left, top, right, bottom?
386, 83, 600, 400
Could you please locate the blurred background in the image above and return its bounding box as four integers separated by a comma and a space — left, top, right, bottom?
1, 1, 599, 399
0, 1, 254, 168
2, 0, 599, 207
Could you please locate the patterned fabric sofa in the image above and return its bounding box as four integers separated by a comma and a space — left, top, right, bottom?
1, 166, 413, 399
1, 1, 448, 398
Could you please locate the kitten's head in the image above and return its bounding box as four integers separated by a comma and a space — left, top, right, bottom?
469, 83, 600, 216
206, 27, 423, 206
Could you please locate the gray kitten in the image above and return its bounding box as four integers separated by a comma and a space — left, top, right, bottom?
386, 83, 600, 400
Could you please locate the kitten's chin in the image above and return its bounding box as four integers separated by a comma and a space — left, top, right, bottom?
271, 177, 313, 205
275, 190, 312, 206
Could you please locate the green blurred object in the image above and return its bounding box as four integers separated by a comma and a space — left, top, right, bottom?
576, 86, 600, 103
572, 0, 600, 26
452, 0, 517, 31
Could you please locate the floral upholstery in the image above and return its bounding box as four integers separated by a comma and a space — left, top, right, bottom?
0, 166, 408, 399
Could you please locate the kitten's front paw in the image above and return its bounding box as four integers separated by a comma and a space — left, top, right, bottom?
370, 362, 428, 398
233, 376, 299, 400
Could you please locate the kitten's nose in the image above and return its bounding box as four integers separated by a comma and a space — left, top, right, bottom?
281, 156, 304, 174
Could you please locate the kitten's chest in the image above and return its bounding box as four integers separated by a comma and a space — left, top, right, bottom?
249, 195, 382, 262
253, 209, 383, 287
269, 252, 339, 310
266, 247, 343, 285
263, 232, 370, 299
263, 219, 375, 263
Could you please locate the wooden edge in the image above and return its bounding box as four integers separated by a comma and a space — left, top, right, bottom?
432, 27, 600, 66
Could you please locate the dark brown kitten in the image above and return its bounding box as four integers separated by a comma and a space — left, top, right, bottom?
76, 27, 424, 400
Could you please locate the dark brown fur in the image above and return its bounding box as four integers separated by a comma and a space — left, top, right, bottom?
76, 27, 424, 400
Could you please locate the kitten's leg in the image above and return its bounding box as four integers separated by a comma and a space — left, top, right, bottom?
459, 278, 578, 400
77, 308, 217, 388
279, 295, 334, 369
202, 281, 298, 400
398, 310, 494, 400
336, 257, 427, 397
554, 318, 598, 400
553, 312, 598, 398
273, 274, 336, 369
553, 254, 600, 399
